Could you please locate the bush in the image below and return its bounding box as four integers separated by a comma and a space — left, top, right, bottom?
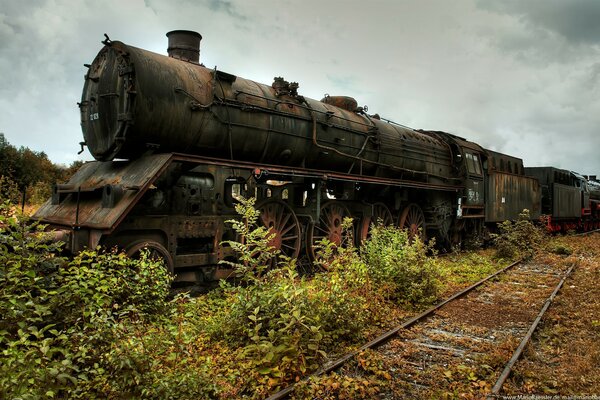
0, 202, 70, 399
308, 220, 373, 345
491, 209, 546, 260
211, 202, 372, 396
0, 202, 64, 333
0, 176, 21, 212
360, 224, 442, 306
26, 180, 53, 207
59, 248, 172, 323
0, 202, 173, 399
220, 196, 278, 281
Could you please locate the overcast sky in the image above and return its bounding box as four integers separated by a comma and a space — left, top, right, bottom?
1, 0, 599, 175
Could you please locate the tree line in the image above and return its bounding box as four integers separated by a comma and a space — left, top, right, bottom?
0, 132, 82, 206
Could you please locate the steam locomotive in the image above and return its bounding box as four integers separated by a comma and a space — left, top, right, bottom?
33, 31, 600, 282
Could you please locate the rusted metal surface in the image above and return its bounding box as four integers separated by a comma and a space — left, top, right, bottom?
169, 153, 462, 192
320, 95, 358, 111
589, 178, 600, 201
80, 41, 215, 161
486, 172, 541, 222
553, 183, 581, 218
257, 199, 301, 261
35, 149, 463, 278
33, 153, 172, 230
421, 131, 487, 211
525, 167, 582, 219
166, 30, 202, 63
80, 38, 456, 185
465, 177, 484, 207
486, 149, 525, 175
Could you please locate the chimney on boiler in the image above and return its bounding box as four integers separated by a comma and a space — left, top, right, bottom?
166, 30, 202, 63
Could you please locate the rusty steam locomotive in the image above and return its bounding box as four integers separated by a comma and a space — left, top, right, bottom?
33, 31, 600, 282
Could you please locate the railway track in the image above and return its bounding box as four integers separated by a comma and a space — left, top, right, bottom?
266, 258, 575, 399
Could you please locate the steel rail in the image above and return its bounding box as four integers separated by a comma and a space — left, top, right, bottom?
574, 228, 600, 236
487, 263, 576, 398
265, 259, 522, 400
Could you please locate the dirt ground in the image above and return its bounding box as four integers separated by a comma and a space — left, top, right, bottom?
378, 256, 569, 398
501, 233, 600, 396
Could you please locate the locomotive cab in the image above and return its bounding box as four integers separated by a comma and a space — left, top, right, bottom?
571, 171, 591, 217
420, 131, 485, 217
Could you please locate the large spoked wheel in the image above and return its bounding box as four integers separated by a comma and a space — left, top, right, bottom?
126, 240, 175, 275
257, 199, 301, 265
358, 202, 394, 243
398, 203, 426, 242
373, 202, 394, 226
307, 201, 352, 267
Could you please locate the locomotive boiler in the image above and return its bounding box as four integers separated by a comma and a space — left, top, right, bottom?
34, 31, 542, 281
81, 31, 455, 182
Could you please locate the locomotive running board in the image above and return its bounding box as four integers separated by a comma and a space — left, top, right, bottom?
33, 153, 173, 232
34, 152, 461, 233
170, 153, 463, 192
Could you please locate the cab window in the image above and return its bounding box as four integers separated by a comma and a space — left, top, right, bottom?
465, 153, 482, 175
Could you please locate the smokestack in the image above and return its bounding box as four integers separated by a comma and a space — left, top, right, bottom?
166, 30, 202, 63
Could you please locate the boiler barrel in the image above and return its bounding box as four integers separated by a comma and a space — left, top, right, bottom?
80, 41, 453, 182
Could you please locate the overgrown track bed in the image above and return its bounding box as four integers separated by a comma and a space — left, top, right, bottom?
500, 233, 600, 396
376, 259, 573, 398
268, 258, 575, 399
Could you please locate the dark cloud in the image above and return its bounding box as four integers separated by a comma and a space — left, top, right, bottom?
478, 0, 600, 45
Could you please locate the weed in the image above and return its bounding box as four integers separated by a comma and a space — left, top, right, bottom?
491, 209, 546, 260
550, 244, 572, 256
220, 196, 278, 281
360, 224, 443, 306
0, 201, 173, 399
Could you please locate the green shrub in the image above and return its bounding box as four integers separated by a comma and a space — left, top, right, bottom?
0, 202, 173, 399
213, 263, 372, 396
0, 175, 21, 214
491, 209, 546, 260
26, 180, 52, 207
439, 252, 499, 286
308, 220, 372, 345
0, 202, 72, 399
59, 248, 172, 323
550, 244, 572, 256
360, 224, 442, 306
220, 196, 278, 281
211, 203, 373, 396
